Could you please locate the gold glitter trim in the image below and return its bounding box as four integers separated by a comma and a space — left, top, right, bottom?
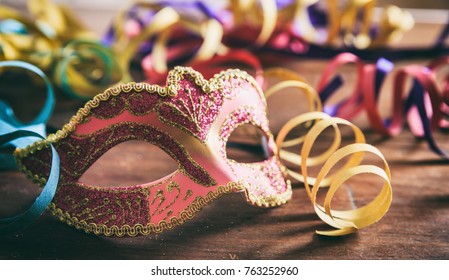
243, 179, 292, 207
219, 105, 271, 158
218, 105, 291, 207
155, 88, 219, 142
48, 181, 246, 237
89, 91, 159, 120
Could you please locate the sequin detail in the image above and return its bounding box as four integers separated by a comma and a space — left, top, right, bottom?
219, 106, 270, 158
56, 183, 150, 228
90, 90, 160, 119
220, 107, 291, 207
157, 78, 224, 141
237, 157, 291, 207
48, 181, 246, 237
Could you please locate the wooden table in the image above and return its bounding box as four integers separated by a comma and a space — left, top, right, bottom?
1, 3, 449, 260
1, 128, 448, 259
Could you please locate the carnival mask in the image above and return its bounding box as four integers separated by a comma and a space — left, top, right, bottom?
15, 67, 291, 236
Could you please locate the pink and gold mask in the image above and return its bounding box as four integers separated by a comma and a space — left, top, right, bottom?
15, 67, 291, 236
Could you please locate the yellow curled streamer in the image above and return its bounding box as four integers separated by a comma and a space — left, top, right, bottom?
28, 0, 94, 41
264, 68, 322, 149
0, 1, 123, 99
229, 0, 277, 46
278, 0, 414, 48
371, 5, 414, 47
155, 17, 225, 67
339, 0, 376, 49
115, 6, 180, 81
114, 3, 225, 80
266, 72, 393, 236
192, 19, 225, 61
0, 6, 57, 70
254, 0, 277, 46
264, 68, 321, 112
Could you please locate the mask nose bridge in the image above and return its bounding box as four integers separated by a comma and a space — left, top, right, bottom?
152, 80, 272, 188
136, 113, 241, 187
181, 130, 240, 187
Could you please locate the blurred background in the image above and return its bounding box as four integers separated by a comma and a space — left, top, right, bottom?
1, 0, 448, 35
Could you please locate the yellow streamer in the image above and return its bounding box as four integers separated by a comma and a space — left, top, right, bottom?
266, 71, 393, 236
113, 2, 226, 81
0, 1, 123, 99
371, 5, 414, 47
281, 0, 413, 48
229, 0, 277, 46
28, 0, 95, 41
0, 5, 56, 70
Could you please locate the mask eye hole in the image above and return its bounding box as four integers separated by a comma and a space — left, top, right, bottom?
225, 124, 273, 163
79, 140, 178, 188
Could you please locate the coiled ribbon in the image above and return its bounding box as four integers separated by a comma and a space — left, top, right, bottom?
318, 52, 449, 159
265, 68, 392, 236
0, 60, 54, 169
104, 2, 263, 85
0, 1, 122, 100
106, 0, 449, 63
0, 61, 60, 234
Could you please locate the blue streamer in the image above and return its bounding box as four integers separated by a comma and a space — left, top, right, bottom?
0, 60, 55, 169
0, 126, 60, 234
0, 61, 59, 233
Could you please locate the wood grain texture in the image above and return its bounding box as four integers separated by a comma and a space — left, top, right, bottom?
1, 130, 448, 260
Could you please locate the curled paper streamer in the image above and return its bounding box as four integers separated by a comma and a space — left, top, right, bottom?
0, 1, 122, 100
0, 5, 57, 70
52, 40, 122, 100
0, 60, 55, 170
0, 60, 59, 232
265, 68, 392, 236
318, 52, 449, 159
27, 0, 95, 41
105, 0, 449, 63
276, 112, 392, 236
227, 0, 278, 46
107, 2, 265, 84
0, 129, 60, 234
